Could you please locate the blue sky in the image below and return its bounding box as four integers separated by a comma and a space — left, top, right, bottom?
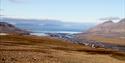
0, 0, 125, 23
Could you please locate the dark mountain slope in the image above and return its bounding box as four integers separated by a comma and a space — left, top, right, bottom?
0, 22, 30, 35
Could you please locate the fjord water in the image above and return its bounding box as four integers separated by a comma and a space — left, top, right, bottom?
30, 31, 81, 36
0, 17, 95, 36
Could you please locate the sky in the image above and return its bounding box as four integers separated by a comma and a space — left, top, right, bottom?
0, 0, 125, 23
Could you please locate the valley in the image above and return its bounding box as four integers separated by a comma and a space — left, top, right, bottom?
0, 35, 125, 63
0, 17, 125, 63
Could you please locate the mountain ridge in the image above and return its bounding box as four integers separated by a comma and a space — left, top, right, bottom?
0, 22, 30, 35
87, 18, 125, 35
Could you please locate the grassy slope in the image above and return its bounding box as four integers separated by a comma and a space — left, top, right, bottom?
83, 35, 125, 46
0, 35, 125, 63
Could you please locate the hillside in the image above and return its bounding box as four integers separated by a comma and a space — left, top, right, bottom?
0, 35, 125, 63
87, 18, 125, 35
76, 18, 125, 46
0, 22, 30, 35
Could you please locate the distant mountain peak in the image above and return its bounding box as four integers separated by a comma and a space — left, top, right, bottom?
103, 20, 113, 24
86, 18, 125, 35
119, 18, 125, 23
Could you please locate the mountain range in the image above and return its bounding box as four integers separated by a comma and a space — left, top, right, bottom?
0, 17, 94, 33
86, 18, 125, 37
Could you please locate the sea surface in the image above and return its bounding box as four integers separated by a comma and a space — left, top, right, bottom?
30, 31, 81, 36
